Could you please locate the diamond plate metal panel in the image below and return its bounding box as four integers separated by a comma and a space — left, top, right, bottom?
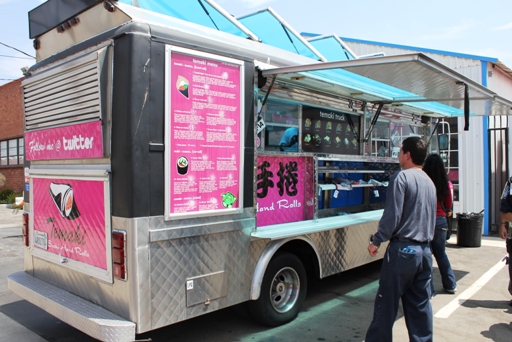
309, 220, 387, 277
186, 271, 227, 307
149, 228, 254, 330
115, 209, 257, 333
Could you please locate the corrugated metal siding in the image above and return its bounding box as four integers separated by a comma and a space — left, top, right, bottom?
23, 48, 107, 131
347, 42, 483, 82
487, 63, 512, 101
432, 55, 482, 83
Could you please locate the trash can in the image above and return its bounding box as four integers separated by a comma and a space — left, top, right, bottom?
456, 211, 484, 247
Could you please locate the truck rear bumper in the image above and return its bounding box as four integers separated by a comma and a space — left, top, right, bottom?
8, 272, 135, 342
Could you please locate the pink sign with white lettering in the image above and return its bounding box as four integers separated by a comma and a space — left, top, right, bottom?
25, 121, 103, 160
32, 177, 107, 270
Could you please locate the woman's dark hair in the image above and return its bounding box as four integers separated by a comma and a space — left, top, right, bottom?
402, 137, 427, 165
423, 153, 449, 201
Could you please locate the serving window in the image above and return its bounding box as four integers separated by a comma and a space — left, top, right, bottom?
366, 120, 422, 158
258, 99, 299, 152
258, 99, 361, 155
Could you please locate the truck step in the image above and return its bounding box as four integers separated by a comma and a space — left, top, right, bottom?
8, 272, 135, 342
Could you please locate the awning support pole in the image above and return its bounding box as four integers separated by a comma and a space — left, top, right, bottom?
364, 103, 384, 142
258, 75, 276, 116
347, 100, 365, 142
464, 83, 470, 131
426, 119, 440, 149
457, 82, 470, 131
346, 112, 360, 142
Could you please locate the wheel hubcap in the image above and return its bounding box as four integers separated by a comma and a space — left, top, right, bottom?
270, 267, 300, 313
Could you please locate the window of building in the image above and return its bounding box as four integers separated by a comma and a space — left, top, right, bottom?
0, 138, 24, 166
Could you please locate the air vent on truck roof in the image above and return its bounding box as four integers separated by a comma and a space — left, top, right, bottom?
22, 45, 111, 132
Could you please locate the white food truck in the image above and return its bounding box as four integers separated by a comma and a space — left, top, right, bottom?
8, 1, 506, 341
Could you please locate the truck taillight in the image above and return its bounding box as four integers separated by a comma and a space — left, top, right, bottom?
22, 212, 29, 247
112, 230, 126, 280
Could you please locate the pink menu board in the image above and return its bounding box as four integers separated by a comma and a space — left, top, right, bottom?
167, 49, 243, 217
32, 177, 108, 272
256, 156, 315, 227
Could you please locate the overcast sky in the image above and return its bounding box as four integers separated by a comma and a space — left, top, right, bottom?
1, 0, 512, 86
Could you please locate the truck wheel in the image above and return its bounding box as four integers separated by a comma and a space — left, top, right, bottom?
249, 252, 307, 326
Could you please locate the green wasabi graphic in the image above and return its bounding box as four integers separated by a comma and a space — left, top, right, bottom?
177, 156, 188, 175
221, 192, 237, 208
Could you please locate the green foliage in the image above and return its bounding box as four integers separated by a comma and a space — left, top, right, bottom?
6, 191, 23, 205
0, 189, 14, 203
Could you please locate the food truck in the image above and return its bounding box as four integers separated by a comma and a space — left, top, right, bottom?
9, 1, 509, 341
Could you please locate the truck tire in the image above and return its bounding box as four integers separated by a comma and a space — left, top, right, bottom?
249, 252, 307, 326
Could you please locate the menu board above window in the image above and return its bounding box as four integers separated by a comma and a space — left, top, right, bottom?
301, 106, 360, 155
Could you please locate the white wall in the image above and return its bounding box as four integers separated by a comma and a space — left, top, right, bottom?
458, 116, 485, 213
487, 63, 512, 100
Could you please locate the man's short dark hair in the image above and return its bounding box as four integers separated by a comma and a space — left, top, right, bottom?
402, 137, 427, 165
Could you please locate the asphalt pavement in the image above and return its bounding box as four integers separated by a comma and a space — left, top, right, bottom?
0, 204, 511, 341
0, 204, 47, 341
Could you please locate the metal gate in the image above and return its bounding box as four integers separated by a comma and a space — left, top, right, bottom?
488, 116, 509, 235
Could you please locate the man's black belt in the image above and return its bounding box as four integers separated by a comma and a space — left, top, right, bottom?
391, 237, 428, 245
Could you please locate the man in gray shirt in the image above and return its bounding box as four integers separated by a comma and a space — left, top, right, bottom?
365, 137, 437, 342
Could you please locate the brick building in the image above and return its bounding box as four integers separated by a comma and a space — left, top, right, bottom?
0, 78, 25, 193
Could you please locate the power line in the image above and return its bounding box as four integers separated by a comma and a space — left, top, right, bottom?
0, 42, 35, 59
0, 54, 33, 60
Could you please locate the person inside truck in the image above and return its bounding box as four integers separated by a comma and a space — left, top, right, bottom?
279, 127, 298, 152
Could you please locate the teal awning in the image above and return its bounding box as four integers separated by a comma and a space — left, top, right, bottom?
237, 8, 326, 62
307, 35, 356, 62
117, 0, 258, 40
